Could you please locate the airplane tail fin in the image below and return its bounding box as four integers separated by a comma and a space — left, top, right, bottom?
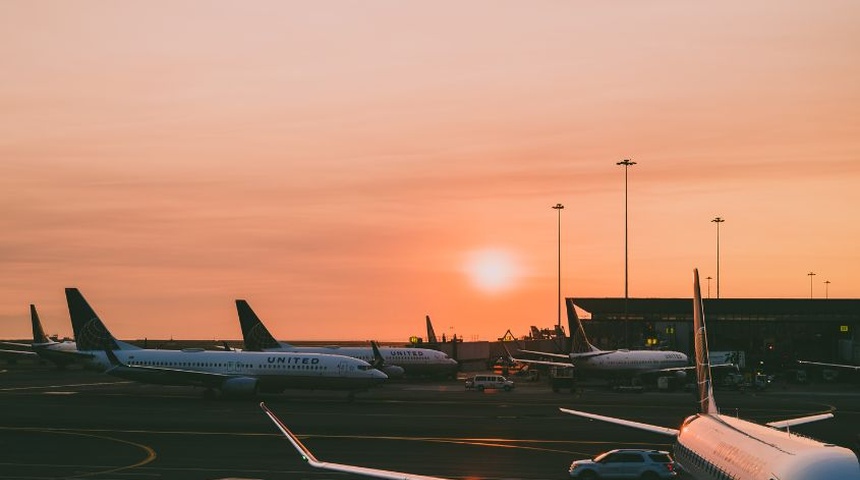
30, 304, 50, 344
235, 300, 284, 351
64, 288, 119, 352
566, 299, 600, 353
693, 269, 718, 415
425, 315, 438, 343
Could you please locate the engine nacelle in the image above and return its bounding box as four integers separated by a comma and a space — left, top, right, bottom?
220, 377, 259, 398
381, 365, 405, 379
674, 370, 688, 380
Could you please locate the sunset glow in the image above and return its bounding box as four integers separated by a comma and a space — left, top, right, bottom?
1, 1, 858, 342
464, 248, 523, 295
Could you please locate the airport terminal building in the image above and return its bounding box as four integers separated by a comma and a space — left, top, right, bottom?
570, 297, 860, 372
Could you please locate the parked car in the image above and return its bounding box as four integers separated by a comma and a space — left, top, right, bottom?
569, 449, 678, 479
464, 374, 514, 391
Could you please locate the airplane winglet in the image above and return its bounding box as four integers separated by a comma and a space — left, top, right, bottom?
260, 402, 320, 465
260, 402, 452, 480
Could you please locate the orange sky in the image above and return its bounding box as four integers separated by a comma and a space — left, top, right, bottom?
2, 1, 859, 342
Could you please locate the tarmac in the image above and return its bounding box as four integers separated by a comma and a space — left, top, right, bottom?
0, 363, 857, 480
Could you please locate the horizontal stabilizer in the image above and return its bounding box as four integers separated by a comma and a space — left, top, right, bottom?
559, 407, 678, 437
766, 412, 834, 429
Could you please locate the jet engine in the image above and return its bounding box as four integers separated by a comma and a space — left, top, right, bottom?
220, 377, 259, 398
381, 365, 405, 379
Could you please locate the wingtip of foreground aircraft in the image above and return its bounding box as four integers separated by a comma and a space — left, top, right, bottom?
259, 402, 453, 480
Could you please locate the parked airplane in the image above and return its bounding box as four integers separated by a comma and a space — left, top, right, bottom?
66, 288, 387, 399
508, 299, 690, 382
558, 270, 860, 480
236, 300, 458, 378
261, 402, 452, 480
0, 305, 86, 368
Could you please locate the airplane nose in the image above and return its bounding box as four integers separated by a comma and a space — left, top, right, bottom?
371, 369, 388, 380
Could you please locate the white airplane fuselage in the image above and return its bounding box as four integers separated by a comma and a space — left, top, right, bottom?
572, 350, 689, 375
82, 348, 388, 392
676, 413, 860, 480
262, 345, 458, 377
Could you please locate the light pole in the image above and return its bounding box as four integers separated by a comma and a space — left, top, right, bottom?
616, 159, 636, 344
706, 276, 713, 299
711, 217, 725, 298
824, 280, 830, 299
807, 272, 816, 298
552, 203, 564, 330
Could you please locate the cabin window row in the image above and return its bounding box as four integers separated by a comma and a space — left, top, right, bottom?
127, 360, 329, 370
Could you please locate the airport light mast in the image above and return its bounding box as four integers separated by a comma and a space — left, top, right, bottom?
552, 203, 564, 330
711, 217, 725, 298
617, 159, 636, 344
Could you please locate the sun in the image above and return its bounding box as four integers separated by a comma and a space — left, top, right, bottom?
464, 248, 522, 294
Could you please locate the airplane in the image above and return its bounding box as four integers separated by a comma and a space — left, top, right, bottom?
558, 270, 860, 480
236, 300, 458, 378
66, 288, 388, 399
261, 401, 452, 480
507, 299, 690, 383
0, 305, 87, 368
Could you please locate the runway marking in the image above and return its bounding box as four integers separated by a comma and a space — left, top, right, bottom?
39, 429, 157, 478
0, 381, 133, 391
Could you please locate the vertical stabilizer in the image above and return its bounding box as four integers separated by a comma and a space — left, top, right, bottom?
64, 288, 119, 351
235, 300, 286, 351
425, 315, 438, 344
566, 299, 600, 353
30, 304, 50, 344
693, 269, 718, 415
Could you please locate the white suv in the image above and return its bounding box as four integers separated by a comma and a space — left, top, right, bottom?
465, 375, 515, 391
569, 449, 678, 479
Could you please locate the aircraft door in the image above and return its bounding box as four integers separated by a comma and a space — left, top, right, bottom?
337, 361, 349, 376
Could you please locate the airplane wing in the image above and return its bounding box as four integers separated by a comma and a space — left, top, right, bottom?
508, 356, 573, 368
765, 412, 835, 429
0, 350, 36, 361
260, 402, 452, 480
516, 348, 570, 360
798, 360, 860, 371
559, 407, 679, 437
0, 341, 34, 348
502, 344, 573, 369
0, 348, 37, 357
518, 349, 614, 361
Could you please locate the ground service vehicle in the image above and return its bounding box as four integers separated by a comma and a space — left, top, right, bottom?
568, 449, 678, 479
465, 374, 514, 391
